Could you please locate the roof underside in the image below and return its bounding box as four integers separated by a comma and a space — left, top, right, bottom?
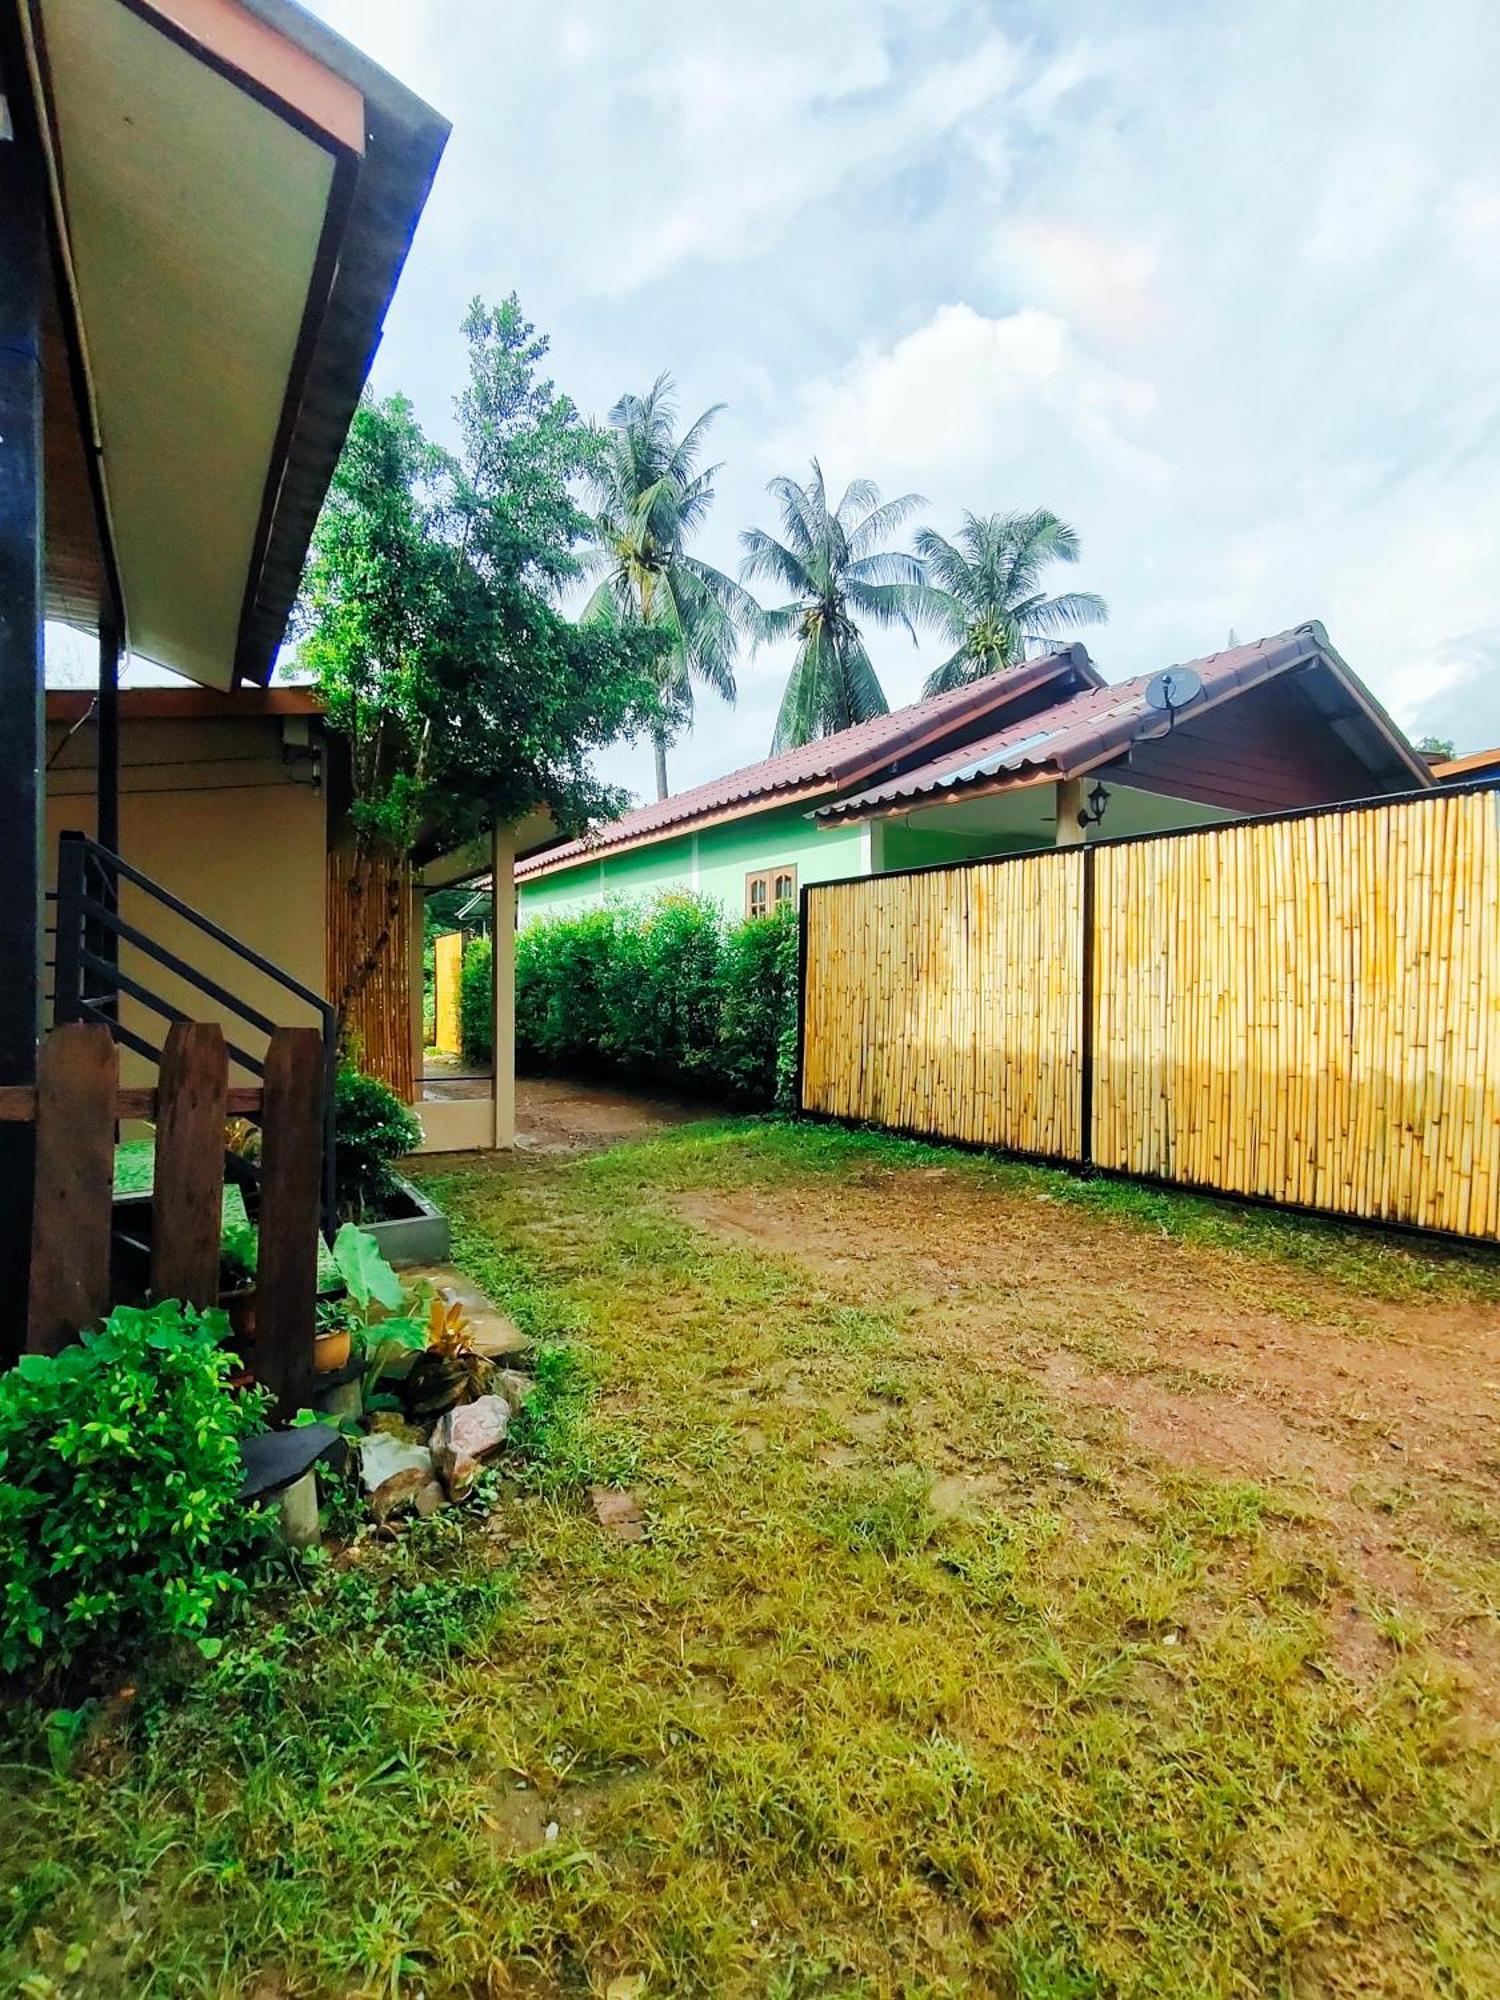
815, 625, 1433, 823
21, 0, 447, 690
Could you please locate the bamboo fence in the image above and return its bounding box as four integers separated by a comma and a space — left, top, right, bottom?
799, 786, 1500, 1241
800, 853, 1085, 1160
433, 931, 463, 1053
326, 845, 415, 1101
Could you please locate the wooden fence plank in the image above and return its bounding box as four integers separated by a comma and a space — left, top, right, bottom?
254, 1026, 325, 1419
27, 1024, 117, 1355
151, 1022, 228, 1309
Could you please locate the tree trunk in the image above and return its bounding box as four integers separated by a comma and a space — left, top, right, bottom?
653, 731, 670, 802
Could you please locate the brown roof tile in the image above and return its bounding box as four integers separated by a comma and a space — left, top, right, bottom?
815, 624, 1426, 821
517, 646, 1100, 879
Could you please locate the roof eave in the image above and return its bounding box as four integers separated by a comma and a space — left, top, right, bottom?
230, 0, 449, 685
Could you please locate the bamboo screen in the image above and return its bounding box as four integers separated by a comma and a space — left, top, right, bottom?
1091, 789, 1500, 1237
800, 853, 1085, 1158
326, 846, 415, 1102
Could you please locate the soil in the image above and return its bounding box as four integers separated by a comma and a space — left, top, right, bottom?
515, 1076, 719, 1153
668, 1169, 1500, 1695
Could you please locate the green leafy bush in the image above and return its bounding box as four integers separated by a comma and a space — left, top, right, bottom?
0, 1303, 267, 1677
514, 893, 800, 1108
334, 1064, 422, 1218
459, 934, 493, 1067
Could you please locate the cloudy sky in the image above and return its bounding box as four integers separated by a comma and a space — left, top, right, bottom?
194, 3, 1500, 792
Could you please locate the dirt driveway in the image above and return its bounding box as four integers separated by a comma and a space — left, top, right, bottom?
671, 1160, 1500, 1692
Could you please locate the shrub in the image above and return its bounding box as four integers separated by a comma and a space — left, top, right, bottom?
514, 893, 800, 1108
335, 1064, 422, 1218
459, 934, 493, 1067
0, 1302, 267, 1677
718, 901, 800, 1108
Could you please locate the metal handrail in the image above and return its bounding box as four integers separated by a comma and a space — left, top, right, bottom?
53, 830, 337, 1237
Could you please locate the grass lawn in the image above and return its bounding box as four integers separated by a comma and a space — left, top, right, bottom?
5, 1118, 1500, 1997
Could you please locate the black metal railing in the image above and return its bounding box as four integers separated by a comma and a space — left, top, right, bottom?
49, 830, 337, 1237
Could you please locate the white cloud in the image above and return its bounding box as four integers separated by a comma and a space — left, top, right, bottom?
765, 302, 1168, 494
298, 0, 1500, 798
1303, 138, 1432, 267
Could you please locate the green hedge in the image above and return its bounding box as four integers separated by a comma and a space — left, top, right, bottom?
494, 895, 799, 1108
460, 934, 494, 1068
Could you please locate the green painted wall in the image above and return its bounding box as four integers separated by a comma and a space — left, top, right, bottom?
695, 804, 864, 913
519, 803, 865, 924
878, 822, 1037, 871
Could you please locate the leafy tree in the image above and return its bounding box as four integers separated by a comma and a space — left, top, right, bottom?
297, 296, 663, 1024
1416, 735, 1456, 760
741, 461, 926, 750
914, 510, 1107, 696
582, 373, 754, 798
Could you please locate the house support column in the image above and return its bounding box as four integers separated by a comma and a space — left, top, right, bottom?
409, 877, 425, 1100
490, 822, 516, 1148
97, 618, 120, 856
0, 56, 47, 1353
1054, 777, 1086, 848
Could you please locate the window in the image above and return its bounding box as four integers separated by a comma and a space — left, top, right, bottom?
746, 865, 797, 917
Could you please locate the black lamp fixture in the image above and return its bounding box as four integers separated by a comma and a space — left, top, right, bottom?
1078, 778, 1110, 830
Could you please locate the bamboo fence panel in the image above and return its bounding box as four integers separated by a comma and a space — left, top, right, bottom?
326, 846, 415, 1101
1090, 789, 1500, 1237
801, 789, 1499, 1241
432, 931, 463, 1053
801, 852, 1085, 1157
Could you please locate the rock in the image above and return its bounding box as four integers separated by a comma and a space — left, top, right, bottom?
369, 1412, 426, 1444
357, 1432, 435, 1521
492, 1368, 536, 1417
414, 1478, 447, 1520
432, 1393, 510, 1497
591, 1488, 646, 1542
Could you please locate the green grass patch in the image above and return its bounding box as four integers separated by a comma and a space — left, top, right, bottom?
3, 1121, 1497, 1996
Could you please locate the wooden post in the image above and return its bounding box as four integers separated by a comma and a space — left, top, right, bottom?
409, 878, 425, 1091
0, 38, 48, 1354
27, 1025, 117, 1355
1055, 777, 1086, 847
151, 1022, 227, 1308
255, 1027, 324, 1418
492, 822, 516, 1148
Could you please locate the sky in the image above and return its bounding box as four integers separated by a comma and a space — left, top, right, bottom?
71, 0, 1500, 799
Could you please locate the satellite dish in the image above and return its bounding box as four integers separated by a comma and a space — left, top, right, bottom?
1144, 667, 1204, 715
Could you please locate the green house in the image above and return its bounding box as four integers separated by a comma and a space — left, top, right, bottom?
516, 626, 1430, 924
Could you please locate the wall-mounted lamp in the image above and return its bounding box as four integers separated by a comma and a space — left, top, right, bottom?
1077, 778, 1110, 830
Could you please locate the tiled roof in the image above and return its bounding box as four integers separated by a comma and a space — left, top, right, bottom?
814, 623, 1427, 822
516, 646, 1099, 879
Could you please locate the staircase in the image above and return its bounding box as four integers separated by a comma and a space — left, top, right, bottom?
47, 829, 338, 1236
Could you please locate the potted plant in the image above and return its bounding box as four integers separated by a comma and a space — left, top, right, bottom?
314, 1294, 359, 1375
219, 1219, 258, 1346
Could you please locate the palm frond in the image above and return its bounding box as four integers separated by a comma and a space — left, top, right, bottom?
846, 491, 926, 558
740, 527, 814, 599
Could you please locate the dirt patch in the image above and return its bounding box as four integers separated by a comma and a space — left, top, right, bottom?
668, 1175, 1500, 1681
516, 1076, 719, 1153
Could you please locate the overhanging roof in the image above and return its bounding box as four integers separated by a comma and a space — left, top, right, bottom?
815, 624, 1433, 824
516, 646, 1103, 881
15, 0, 447, 690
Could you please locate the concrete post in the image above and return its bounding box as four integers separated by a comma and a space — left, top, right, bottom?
491, 822, 516, 1148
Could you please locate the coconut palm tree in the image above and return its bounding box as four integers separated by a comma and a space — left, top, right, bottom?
741, 462, 928, 751
583, 374, 754, 798
914, 511, 1107, 697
